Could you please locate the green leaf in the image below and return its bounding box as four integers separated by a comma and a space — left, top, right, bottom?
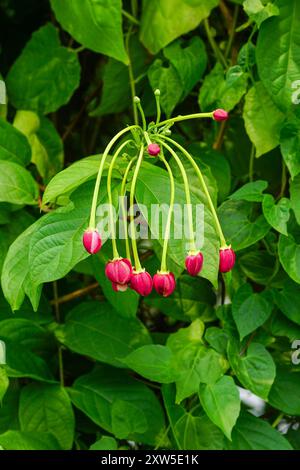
243, 82, 284, 157
204, 327, 228, 355
50, 0, 127, 63
256, 0, 300, 116
232, 285, 273, 340
228, 340, 276, 399
0, 318, 54, 353
145, 275, 216, 322
268, 367, 300, 415
90, 436, 118, 451
111, 399, 148, 439
0, 161, 39, 205
0, 384, 20, 434
280, 118, 300, 179
148, 59, 183, 117
6, 24, 81, 114
270, 311, 300, 341
262, 195, 290, 235
19, 383, 74, 450
243, 0, 279, 28
229, 180, 268, 202
140, 0, 219, 54
162, 384, 225, 450
0, 367, 9, 402
273, 280, 300, 325
218, 199, 270, 251
279, 232, 300, 283
290, 174, 300, 223
59, 301, 151, 368
167, 320, 228, 403
163, 36, 207, 98
0, 431, 61, 450
136, 163, 219, 287
239, 250, 277, 285
199, 376, 240, 440
122, 345, 175, 383
68, 365, 165, 445
0, 118, 31, 166
227, 411, 292, 450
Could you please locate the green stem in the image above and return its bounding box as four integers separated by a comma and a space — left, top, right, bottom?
107, 140, 132, 259
278, 159, 287, 199
160, 135, 227, 247
152, 112, 214, 129
204, 18, 227, 69
129, 145, 144, 271
125, 31, 138, 125
155, 89, 161, 125
159, 140, 196, 252
120, 157, 138, 262
159, 154, 175, 273
249, 144, 255, 182
225, 3, 239, 59
272, 412, 284, 428
122, 8, 140, 25
131, 0, 138, 17
89, 125, 139, 229
135, 97, 147, 131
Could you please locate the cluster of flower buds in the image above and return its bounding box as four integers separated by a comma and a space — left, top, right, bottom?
82, 91, 234, 298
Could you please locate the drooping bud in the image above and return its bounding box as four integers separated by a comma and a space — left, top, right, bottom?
112, 282, 128, 292
219, 246, 236, 273
82, 229, 102, 254
105, 258, 132, 285
130, 270, 153, 296
153, 271, 176, 297
147, 143, 161, 156
185, 251, 204, 276
213, 109, 229, 121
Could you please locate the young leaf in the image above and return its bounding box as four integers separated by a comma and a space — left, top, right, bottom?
243, 0, 279, 28
0, 161, 39, 205
0, 119, 31, 166
262, 195, 290, 235
229, 180, 268, 202
279, 232, 300, 283
90, 436, 118, 451
199, 376, 241, 440
148, 59, 183, 117
122, 345, 175, 383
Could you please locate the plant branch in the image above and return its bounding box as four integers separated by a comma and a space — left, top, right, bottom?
50, 282, 100, 306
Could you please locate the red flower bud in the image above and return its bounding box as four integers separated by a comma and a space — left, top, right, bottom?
147, 143, 161, 156
153, 271, 176, 297
105, 258, 132, 285
185, 251, 204, 276
219, 246, 235, 273
213, 109, 229, 121
112, 282, 128, 292
82, 229, 102, 254
130, 270, 153, 296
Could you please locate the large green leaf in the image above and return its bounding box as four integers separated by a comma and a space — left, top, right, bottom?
243, 82, 284, 157
280, 118, 300, 179
148, 60, 183, 118
239, 250, 277, 285
229, 180, 268, 202
218, 199, 270, 251
268, 367, 300, 415
227, 411, 292, 450
0, 119, 31, 166
227, 340, 276, 399
19, 383, 75, 450
279, 232, 300, 283
232, 285, 273, 340
273, 280, 300, 325
140, 0, 219, 54
0, 161, 39, 205
0, 367, 8, 402
58, 301, 151, 367
0, 385, 20, 434
0, 431, 61, 450
256, 0, 300, 116
6, 24, 81, 114
290, 174, 300, 224
199, 376, 241, 440
162, 385, 225, 450
135, 163, 219, 286
122, 345, 175, 383
262, 195, 290, 235
0, 318, 54, 353
68, 365, 165, 445
50, 0, 127, 63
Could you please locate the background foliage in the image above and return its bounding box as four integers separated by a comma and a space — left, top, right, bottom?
0, 0, 300, 450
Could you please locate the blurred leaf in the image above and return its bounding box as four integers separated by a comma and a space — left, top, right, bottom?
280, 118, 300, 179
229, 180, 268, 202
268, 367, 300, 415
0, 119, 31, 166
279, 232, 300, 283
0, 161, 39, 205
273, 280, 300, 325
238, 249, 277, 285
290, 174, 300, 224
6, 24, 81, 114
19, 383, 75, 449
243, 0, 279, 28
199, 376, 241, 440
0, 431, 61, 450
0, 367, 9, 402
140, 0, 219, 54
59, 301, 151, 367
90, 436, 118, 450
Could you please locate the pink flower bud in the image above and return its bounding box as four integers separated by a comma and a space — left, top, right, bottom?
219, 246, 236, 273
147, 143, 161, 156
130, 270, 153, 296
153, 272, 176, 297
213, 109, 229, 121
82, 229, 102, 254
112, 282, 128, 292
185, 251, 204, 276
105, 258, 132, 285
